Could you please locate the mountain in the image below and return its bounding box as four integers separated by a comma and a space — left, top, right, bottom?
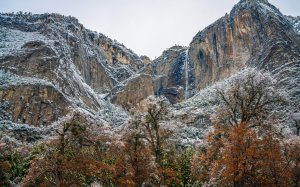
0, 13, 149, 127
148, 0, 300, 101
0, 0, 299, 139
147, 0, 300, 140
1, 1, 300, 185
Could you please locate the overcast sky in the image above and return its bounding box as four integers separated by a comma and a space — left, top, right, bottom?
1, 0, 299, 59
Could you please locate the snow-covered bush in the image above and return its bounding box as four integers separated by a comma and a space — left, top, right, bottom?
212, 68, 290, 132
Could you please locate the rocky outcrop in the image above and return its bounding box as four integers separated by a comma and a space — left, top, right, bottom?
143, 46, 188, 103
0, 84, 69, 126
149, 46, 187, 77
98, 34, 146, 70
111, 74, 154, 109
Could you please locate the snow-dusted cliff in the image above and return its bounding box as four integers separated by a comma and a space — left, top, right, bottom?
0, 0, 299, 147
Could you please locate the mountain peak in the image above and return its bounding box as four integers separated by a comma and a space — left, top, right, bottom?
234, 0, 273, 10
239, 0, 269, 4
229, 0, 283, 22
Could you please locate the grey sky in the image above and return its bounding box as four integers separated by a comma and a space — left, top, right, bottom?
1, 0, 299, 59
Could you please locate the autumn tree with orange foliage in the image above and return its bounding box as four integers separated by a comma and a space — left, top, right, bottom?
210, 123, 289, 186
112, 116, 153, 187
116, 99, 196, 186
21, 113, 114, 187
195, 69, 294, 186
112, 138, 153, 187
117, 100, 178, 186
142, 100, 170, 166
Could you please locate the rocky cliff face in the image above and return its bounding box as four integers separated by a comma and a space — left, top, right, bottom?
149, 0, 300, 100
98, 33, 147, 70
0, 84, 69, 126
0, 13, 149, 126
0, 0, 299, 129
111, 74, 154, 110
143, 45, 187, 103
156, 0, 300, 142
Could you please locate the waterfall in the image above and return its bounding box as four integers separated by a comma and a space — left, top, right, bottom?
184, 49, 189, 100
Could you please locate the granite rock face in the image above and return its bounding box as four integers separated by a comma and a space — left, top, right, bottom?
190, 0, 299, 89
143, 46, 188, 103
0, 13, 149, 126
98, 34, 147, 71
149, 0, 300, 100
0, 85, 69, 126
0, 0, 299, 128
111, 74, 154, 109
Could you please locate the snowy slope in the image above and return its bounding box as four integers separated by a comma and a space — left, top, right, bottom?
0, 13, 137, 127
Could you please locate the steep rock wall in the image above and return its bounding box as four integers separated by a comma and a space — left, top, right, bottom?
0, 85, 69, 126
150, 0, 300, 101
